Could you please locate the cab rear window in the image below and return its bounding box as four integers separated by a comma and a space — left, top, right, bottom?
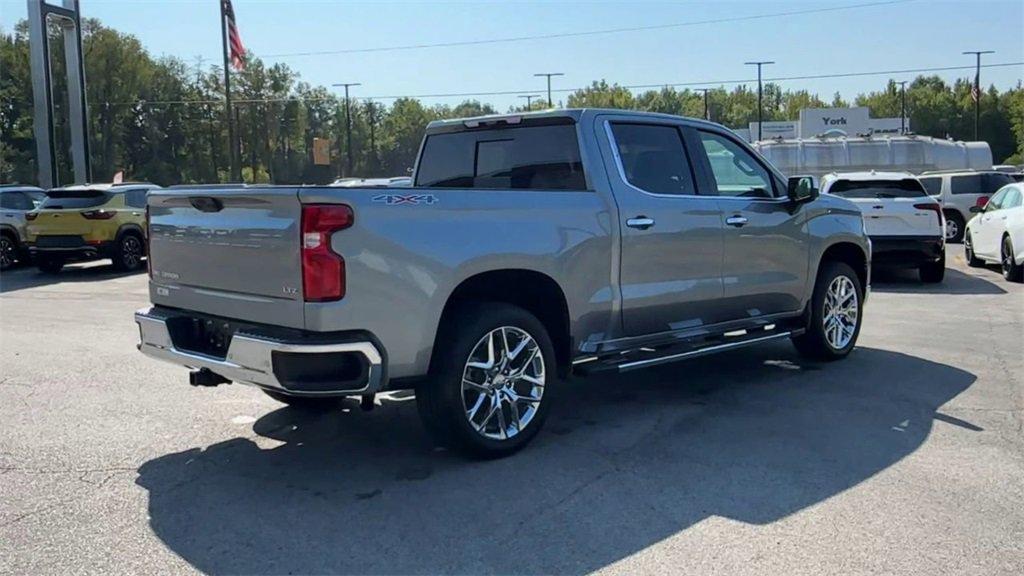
415, 123, 587, 190
828, 179, 927, 199
41, 189, 112, 209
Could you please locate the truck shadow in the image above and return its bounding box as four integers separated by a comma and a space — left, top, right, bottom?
0, 261, 145, 293
135, 344, 975, 575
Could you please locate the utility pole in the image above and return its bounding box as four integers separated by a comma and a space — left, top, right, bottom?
332, 82, 360, 177
962, 50, 993, 141
695, 88, 711, 120
518, 94, 541, 111
745, 61, 774, 141
533, 73, 564, 108
897, 81, 908, 134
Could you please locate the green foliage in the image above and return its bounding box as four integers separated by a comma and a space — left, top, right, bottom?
2, 18, 1023, 185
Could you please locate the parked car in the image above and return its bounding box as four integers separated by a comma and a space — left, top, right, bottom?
0, 184, 45, 270
136, 109, 870, 458
27, 182, 161, 274
964, 182, 1024, 282
992, 164, 1024, 182
820, 171, 944, 283
918, 170, 1016, 243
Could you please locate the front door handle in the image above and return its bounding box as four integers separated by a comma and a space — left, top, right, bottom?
626, 216, 655, 230
726, 215, 748, 227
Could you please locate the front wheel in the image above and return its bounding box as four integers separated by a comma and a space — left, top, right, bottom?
1002, 236, 1023, 283
0, 234, 17, 271
792, 261, 863, 361
964, 233, 984, 267
417, 303, 556, 459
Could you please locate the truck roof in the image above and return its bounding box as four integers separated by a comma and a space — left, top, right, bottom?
425, 108, 724, 134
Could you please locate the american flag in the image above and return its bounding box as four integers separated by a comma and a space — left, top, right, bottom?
222, 0, 246, 71
971, 71, 980, 103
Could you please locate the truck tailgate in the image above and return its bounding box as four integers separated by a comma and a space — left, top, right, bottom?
147, 187, 305, 328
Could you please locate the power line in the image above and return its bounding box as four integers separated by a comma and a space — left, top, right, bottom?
104, 61, 1023, 107
258, 0, 915, 59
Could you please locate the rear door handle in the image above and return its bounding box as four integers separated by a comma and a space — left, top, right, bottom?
725, 215, 748, 227
626, 217, 655, 230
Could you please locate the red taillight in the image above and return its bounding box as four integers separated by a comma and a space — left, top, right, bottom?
301, 204, 353, 301
914, 202, 944, 228
81, 209, 117, 220
976, 196, 989, 208
25, 212, 38, 221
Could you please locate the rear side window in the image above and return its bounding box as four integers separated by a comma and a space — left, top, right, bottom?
415, 123, 586, 190
919, 177, 942, 196
41, 189, 112, 209
827, 179, 927, 199
125, 188, 149, 208
609, 123, 696, 195
951, 173, 1014, 195
0, 192, 34, 210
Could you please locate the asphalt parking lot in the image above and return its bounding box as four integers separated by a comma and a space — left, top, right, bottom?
1, 248, 1022, 575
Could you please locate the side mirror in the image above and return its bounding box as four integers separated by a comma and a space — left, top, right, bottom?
787, 175, 818, 203
969, 205, 984, 213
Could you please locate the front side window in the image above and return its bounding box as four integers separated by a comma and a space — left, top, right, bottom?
696, 131, 775, 198
1005, 188, 1023, 208
827, 179, 928, 199
609, 123, 696, 195
985, 188, 1008, 211
415, 123, 586, 190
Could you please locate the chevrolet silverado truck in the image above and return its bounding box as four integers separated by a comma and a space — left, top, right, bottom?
136, 109, 871, 458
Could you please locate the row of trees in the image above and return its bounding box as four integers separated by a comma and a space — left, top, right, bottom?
2, 19, 1022, 187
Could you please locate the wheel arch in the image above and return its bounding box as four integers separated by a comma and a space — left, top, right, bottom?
430, 269, 572, 378
115, 223, 144, 241
818, 241, 869, 294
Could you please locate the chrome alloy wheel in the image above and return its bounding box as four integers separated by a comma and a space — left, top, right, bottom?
461, 326, 545, 441
823, 275, 859, 350
945, 218, 959, 241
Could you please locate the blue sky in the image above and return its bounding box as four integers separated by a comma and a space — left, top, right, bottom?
2, 0, 1021, 110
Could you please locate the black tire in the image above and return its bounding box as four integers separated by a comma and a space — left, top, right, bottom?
964, 232, 984, 267
944, 211, 965, 244
792, 261, 864, 361
112, 232, 145, 271
416, 302, 557, 459
36, 256, 64, 274
0, 232, 17, 271
262, 389, 340, 411
1002, 235, 1023, 283
919, 251, 945, 283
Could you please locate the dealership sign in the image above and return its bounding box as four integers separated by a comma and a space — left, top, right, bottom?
745, 107, 909, 141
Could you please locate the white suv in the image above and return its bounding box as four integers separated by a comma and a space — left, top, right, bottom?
918, 170, 1016, 243
821, 171, 945, 283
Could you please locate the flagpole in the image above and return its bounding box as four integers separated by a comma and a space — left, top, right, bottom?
220, 1, 240, 182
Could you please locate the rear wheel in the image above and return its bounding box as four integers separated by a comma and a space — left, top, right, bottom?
1002, 235, 1023, 283
792, 261, 863, 361
0, 233, 16, 271
417, 303, 556, 459
36, 256, 64, 274
919, 251, 945, 283
112, 233, 145, 271
944, 211, 965, 244
964, 232, 984, 267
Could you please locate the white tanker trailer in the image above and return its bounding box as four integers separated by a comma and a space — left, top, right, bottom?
752, 134, 992, 178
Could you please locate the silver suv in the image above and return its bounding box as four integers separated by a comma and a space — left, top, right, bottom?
0, 185, 45, 270
919, 170, 1015, 243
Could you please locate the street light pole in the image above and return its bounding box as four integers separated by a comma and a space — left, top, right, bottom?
962, 50, 994, 141
533, 73, 564, 107
518, 94, 541, 111
744, 61, 774, 141
897, 81, 908, 134
332, 82, 361, 177
695, 88, 710, 120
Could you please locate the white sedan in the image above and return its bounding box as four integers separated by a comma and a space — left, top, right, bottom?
964, 182, 1024, 282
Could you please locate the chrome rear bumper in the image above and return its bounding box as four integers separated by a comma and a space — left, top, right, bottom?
135, 307, 384, 397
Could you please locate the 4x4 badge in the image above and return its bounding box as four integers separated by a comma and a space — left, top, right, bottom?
372, 193, 438, 206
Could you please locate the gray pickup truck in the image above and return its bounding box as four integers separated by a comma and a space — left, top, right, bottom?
137, 109, 870, 457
